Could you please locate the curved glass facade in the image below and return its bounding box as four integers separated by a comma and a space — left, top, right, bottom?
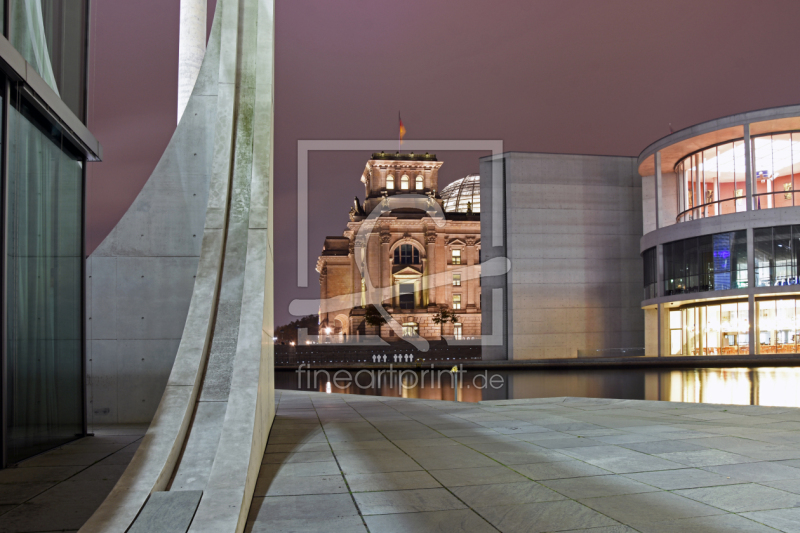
669, 301, 749, 355
676, 133, 800, 223
663, 231, 747, 295
753, 133, 800, 211
676, 140, 747, 223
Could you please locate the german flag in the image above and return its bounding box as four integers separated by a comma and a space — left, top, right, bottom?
399, 112, 406, 145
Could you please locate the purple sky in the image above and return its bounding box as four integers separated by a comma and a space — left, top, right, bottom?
87, 0, 800, 326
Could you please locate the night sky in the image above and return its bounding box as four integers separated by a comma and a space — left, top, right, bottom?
87, 0, 800, 326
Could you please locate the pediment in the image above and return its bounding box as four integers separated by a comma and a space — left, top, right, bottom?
447, 238, 466, 246
393, 265, 422, 277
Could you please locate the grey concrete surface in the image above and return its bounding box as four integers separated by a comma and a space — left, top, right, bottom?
80, 0, 275, 530
252, 390, 800, 533
0, 425, 145, 533
480, 152, 643, 360
128, 490, 202, 533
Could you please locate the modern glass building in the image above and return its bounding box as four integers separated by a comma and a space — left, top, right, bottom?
639, 105, 800, 357
0, 1, 100, 465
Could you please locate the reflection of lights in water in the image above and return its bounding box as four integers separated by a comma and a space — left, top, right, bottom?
325, 382, 331, 394
665, 367, 800, 408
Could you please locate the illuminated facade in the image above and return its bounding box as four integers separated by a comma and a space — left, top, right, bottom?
316, 154, 481, 341
640, 105, 800, 356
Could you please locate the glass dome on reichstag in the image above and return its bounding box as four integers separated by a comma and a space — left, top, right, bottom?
441, 174, 480, 213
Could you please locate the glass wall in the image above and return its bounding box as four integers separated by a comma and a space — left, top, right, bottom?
643, 247, 657, 299
669, 301, 749, 355
663, 231, 747, 295
9, 0, 88, 120
756, 299, 800, 354
676, 133, 800, 223
5, 94, 84, 464
753, 133, 800, 211
753, 225, 800, 287
676, 140, 746, 223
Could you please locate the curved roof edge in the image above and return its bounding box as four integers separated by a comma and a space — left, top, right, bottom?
637, 103, 800, 177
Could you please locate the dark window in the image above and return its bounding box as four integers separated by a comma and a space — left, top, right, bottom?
394, 244, 420, 264
399, 283, 415, 309
754, 225, 800, 287
643, 247, 657, 300
663, 231, 747, 295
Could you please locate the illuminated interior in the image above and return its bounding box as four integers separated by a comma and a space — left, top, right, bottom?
676, 132, 800, 223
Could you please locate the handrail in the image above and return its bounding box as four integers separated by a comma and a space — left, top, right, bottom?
676, 189, 800, 223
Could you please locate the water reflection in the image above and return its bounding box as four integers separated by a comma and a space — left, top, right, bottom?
276, 367, 800, 408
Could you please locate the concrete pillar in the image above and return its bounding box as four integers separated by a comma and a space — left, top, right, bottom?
744, 124, 753, 211
466, 238, 476, 308
747, 226, 755, 354
655, 151, 662, 229
656, 244, 665, 357
178, 0, 207, 122
319, 263, 328, 327
380, 230, 391, 306
426, 234, 437, 307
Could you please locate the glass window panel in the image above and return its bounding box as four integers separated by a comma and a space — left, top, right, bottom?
415, 175, 423, 190
734, 141, 747, 212
386, 175, 394, 189
705, 305, 721, 355
10, 0, 88, 120
703, 147, 718, 217
774, 225, 793, 284
754, 227, 774, 287
773, 134, 793, 208
759, 300, 776, 352
400, 175, 409, 189
6, 98, 84, 464
754, 136, 773, 210
794, 133, 800, 207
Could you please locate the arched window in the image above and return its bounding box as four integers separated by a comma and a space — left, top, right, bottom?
394, 244, 420, 264
386, 175, 394, 189
400, 175, 409, 190
415, 176, 423, 190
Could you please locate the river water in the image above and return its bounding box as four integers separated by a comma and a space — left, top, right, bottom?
276, 367, 800, 408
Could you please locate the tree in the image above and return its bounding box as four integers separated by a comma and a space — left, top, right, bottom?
363, 305, 388, 330
432, 308, 459, 338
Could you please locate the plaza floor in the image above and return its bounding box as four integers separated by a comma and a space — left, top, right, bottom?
250, 390, 800, 533
0, 424, 146, 533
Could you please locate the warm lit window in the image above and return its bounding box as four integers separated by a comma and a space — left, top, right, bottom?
401, 175, 409, 189
453, 273, 461, 286
451, 249, 461, 265
394, 244, 420, 264
452, 294, 461, 310
386, 175, 394, 189
415, 176, 423, 190
402, 322, 419, 337
453, 323, 462, 340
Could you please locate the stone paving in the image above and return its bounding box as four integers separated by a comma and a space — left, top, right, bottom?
249, 391, 800, 533
0, 424, 145, 533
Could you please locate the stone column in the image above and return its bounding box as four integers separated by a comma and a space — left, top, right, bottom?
319, 263, 328, 327
380, 228, 391, 308
349, 239, 360, 309
466, 237, 476, 308
426, 231, 437, 309
178, 0, 207, 122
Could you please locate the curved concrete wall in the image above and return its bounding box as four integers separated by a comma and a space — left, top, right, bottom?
82, 0, 275, 530
86, 10, 221, 426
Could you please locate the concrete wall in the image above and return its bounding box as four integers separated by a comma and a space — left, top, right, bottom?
481, 152, 644, 360
86, 11, 222, 425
